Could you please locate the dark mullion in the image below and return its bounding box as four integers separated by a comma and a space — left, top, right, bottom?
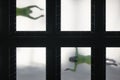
15, 36, 94, 47
46, 46, 56, 80
0, 47, 9, 80
9, 0, 16, 35
55, 47, 60, 80
92, 46, 105, 80
0, 0, 9, 80
105, 32, 120, 38
0, 0, 9, 52
57, 31, 94, 36
9, 47, 16, 80
15, 36, 47, 47
46, 0, 56, 80
95, 0, 105, 33
55, 0, 60, 32
91, 47, 95, 80
91, 0, 95, 32
93, 0, 105, 37
46, 0, 56, 34
94, 0, 105, 80
105, 38, 120, 46
57, 37, 94, 47
16, 31, 47, 36
15, 32, 94, 40
0, 0, 9, 35
9, 2, 16, 80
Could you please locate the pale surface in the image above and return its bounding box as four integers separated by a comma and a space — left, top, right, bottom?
16, 0, 46, 31
106, 48, 120, 80
61, 0, 91, 31
106, 0, 120, 31
17, 47, 46, 80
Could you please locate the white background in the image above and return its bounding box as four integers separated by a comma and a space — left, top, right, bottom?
106, 0, 120, 31
106, 48, 120, 80
17, 47, 46, 80
16, 0, 46, 31
61, 0, 91, 31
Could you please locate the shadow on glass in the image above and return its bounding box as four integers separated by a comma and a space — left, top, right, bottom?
16, 0, 46, 31
61, 47, 91, 80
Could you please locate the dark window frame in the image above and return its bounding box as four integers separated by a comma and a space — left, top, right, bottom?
1, 0, 120, 80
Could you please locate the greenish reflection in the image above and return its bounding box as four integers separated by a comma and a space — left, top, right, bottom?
16, 5, 44, 20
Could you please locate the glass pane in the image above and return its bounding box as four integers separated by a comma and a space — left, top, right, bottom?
61, 47, 91, 80
106, 48, 120, 80
106, 0, 120, 31
16, 0, 46, 31
61, 0, 91, 31
17, 47, 46, 80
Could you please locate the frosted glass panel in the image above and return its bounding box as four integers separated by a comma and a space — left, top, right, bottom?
106, 0, 120, 31
61, 0, 91, 31
106, 48, 120, 80
61, 47, 91, 80
16, 0, 46, 31
17, 47, 46, 80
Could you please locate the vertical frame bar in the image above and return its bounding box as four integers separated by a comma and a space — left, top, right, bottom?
55, 47, 60, 80
0, 47, 9, 80
46, 46, 56, 80
56, 0, 60, 32
94, 1, 106, 80
91, 0, 95, 32
9, 47, 16, 80
0, 0, 9, 80
46, 0, 56, 33
9, 0, 16, 35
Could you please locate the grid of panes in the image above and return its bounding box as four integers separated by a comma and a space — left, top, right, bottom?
10, 0, 120, 80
